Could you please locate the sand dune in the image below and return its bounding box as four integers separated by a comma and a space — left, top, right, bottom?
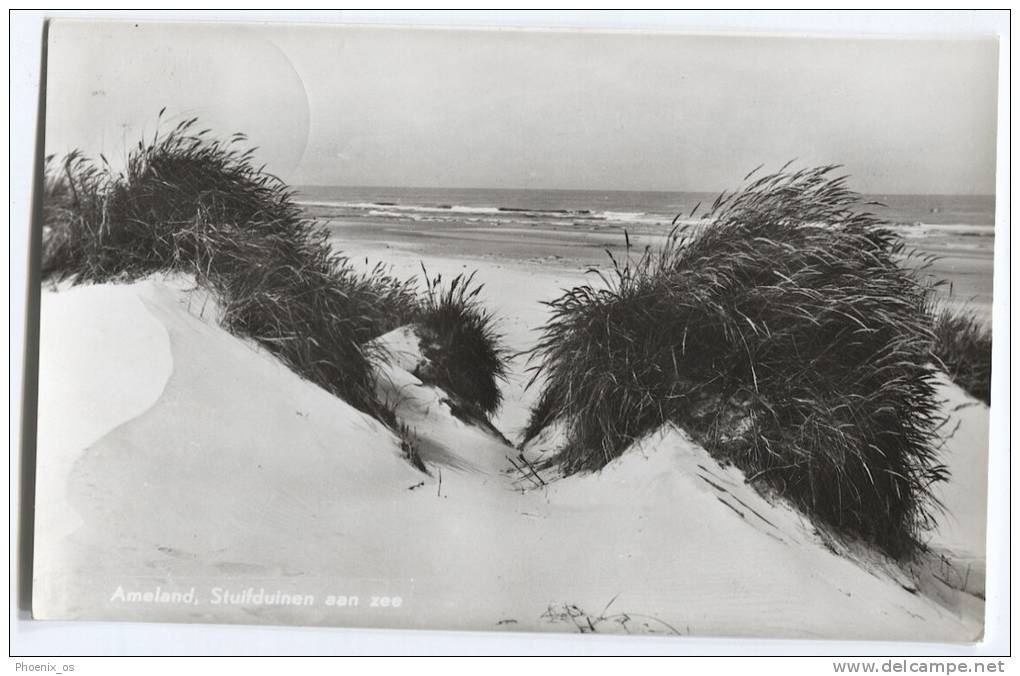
33, 268, 986, 640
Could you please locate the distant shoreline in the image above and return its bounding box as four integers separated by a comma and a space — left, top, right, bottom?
323, 216, 994, 323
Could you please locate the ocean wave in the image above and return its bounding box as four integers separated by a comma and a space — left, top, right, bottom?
296, 199, 993, 235
297, 200, 502, 216
889, 223, 996, 238
296, 199, 675, 226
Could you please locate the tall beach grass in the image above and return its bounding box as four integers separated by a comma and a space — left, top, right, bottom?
932, 308, 992, 404
525, 166, 949, 557
413, 268, 509, 417
42, 115, 425, 421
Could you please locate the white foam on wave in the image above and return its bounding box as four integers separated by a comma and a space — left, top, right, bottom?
297, 200, 502, 216
298, 199, 683, 228
890, 223, 996, 238
300, 199, 996, 235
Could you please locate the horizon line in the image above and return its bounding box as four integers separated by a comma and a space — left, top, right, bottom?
291, 183, 997, 199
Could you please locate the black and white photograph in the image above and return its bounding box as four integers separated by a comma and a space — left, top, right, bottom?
21, 13, 1003, 651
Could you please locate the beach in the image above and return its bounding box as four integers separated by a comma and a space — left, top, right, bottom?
32, 204, 990, 638
299, 187, 996, 321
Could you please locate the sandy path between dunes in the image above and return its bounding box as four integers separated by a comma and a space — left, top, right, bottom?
32, 260, 986, 641
343, 242, 988, 633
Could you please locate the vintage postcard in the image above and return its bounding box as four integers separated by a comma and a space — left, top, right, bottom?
33, 18, 997, 641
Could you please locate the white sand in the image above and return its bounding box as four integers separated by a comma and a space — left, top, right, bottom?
33, 283, 174, 603
32, 259, 987, 641
923, 374, 990, 598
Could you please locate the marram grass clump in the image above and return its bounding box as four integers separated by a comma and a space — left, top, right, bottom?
932, 307, 992, 405
41, 114, 418, 419
413, 268, 509, 417
525, 166, 947, 558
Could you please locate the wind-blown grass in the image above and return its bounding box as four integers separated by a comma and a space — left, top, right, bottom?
932, 308, 992, 404
525, 166, 948, 558
413, 267, 509, 417
41, 114, 417, 418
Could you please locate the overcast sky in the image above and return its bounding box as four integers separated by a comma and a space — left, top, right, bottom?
45, 20, 999, 194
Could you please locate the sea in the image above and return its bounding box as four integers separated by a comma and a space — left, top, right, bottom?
294, 185, 995, 231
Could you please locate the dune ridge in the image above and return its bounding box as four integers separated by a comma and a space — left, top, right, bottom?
33, 274, 985, 640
